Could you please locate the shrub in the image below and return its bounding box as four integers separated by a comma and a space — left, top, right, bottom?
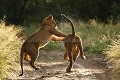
0, 21, 22, 79
104, 35, 120, 80
76, 19, 120, 53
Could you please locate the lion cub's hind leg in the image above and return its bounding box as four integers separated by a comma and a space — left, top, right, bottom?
29, 49, 40, 70
78, 41, 86, 60
25, 45, 40, 70
64, 49, 69, 61
66, 50, 73, 72
72, 47, 79, 62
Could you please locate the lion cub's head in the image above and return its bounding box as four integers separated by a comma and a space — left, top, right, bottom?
41, 14, 57, 27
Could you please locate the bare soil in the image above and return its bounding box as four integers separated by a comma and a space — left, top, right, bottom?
5, 50, 108, 80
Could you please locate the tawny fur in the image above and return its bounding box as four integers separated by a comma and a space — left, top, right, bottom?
19, 14, 66, 76
61, 14, 86, 72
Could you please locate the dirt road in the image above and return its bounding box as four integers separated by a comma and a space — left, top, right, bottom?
5, 51, 108, 80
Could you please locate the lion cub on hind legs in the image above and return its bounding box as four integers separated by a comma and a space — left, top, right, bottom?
61, 14, 86, 72
19, 14, 66, 76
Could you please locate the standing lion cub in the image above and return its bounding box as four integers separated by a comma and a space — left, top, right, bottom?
19, 14, 66, 76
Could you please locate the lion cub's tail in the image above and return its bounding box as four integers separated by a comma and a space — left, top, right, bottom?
61, 14, 75, 37
19, 48, 24, 76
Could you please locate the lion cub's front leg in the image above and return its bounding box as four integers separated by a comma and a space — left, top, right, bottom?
51, 35, 65, 41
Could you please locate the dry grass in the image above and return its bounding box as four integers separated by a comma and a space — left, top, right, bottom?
0, 21, 22, 79
104, 35, 120, 80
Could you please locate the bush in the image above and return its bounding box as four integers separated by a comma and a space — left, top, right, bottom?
0, 21, 22, 79
104, 35, 120, 80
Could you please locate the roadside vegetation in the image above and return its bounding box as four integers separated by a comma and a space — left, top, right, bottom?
0, 21, 22, 79
104, 35, 120, 80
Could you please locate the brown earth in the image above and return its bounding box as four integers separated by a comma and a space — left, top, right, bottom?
5, 50, 109, 80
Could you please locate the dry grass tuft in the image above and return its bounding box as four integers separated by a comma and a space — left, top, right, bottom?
0, 21, 22, 79
104, 35, 120, 80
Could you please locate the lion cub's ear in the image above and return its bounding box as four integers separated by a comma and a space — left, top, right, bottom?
48, 14, 53, 20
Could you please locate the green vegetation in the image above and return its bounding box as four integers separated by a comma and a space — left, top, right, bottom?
78, 20, 120, 53
59, 19, 120, 53
0, 21, 22, 79
104, 36, 120, 80
42, 42, 64, 51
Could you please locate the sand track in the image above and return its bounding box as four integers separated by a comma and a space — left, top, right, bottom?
5, 51, 107, 80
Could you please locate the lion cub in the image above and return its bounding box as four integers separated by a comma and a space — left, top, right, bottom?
19, 14, 66, 76
61, 14, 86, 72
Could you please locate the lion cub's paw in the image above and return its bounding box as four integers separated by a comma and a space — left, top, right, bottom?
81, 55, 86, 60
66, 68, 72, 73
35, 67, 41, 70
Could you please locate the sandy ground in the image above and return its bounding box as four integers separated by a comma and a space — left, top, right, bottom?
5, 50, 108, 80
